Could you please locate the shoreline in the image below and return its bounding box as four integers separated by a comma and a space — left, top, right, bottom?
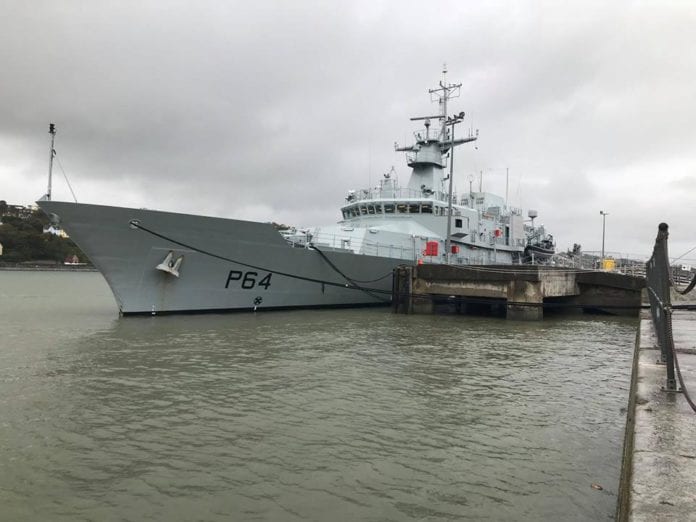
0, 265, 97, 272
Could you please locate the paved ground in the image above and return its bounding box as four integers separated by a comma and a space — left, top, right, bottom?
627, 310, 696, 521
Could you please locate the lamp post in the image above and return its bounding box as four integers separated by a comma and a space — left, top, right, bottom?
600, 210, 609, 264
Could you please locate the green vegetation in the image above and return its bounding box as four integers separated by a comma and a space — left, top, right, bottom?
0, 203, 87, 265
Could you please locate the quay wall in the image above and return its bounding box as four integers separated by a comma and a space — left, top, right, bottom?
617, 309, 696, 520
393, 265, 644, 320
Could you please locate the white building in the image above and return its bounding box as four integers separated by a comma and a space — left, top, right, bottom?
43, 225, 69, 239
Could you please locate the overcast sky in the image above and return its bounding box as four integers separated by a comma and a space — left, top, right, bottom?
2, 0, 695, 261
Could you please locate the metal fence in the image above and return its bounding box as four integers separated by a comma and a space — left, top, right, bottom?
645, 223, 696, 411
645, 224, 677, 390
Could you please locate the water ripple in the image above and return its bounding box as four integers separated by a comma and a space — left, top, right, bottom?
0, 273, 637, 521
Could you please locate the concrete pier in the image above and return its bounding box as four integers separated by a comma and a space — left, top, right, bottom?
617, 310, 696, 520
392, 265, 645, 320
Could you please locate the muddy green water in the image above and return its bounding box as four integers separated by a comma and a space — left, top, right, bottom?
0, 271, 636, 520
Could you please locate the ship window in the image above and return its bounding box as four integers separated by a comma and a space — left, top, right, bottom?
384, 204, 395, 214
368, 205, 376, 214
375, 204, 383, 213
359, 205, 368, 215
396, 203, 408, 213
455, 218, 463, 228
408, 203, 420, 213
342, 210, 349, 220
349, 207, 357, 217
421, 204, 432, 214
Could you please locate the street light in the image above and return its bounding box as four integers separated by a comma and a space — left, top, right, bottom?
600, 210, 609, 263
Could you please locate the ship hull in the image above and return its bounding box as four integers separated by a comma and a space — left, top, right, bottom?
38, 201, 402, 315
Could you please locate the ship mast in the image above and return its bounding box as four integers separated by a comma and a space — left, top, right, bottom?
429, 64, 460, 139
429, 65, 477, 264
47, 123, 56, 201
395, 67, 479, 263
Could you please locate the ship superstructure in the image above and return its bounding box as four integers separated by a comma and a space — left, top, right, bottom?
287, 69, 532, 266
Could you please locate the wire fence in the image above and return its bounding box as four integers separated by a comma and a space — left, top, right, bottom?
645, 223, 696, 411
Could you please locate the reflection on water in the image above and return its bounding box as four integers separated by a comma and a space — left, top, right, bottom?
0, 271, 636, 520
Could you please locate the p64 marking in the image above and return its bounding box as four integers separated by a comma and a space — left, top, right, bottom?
225, 270, 272, 290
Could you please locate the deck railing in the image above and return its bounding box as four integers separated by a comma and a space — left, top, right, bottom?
346, 188, 455, 204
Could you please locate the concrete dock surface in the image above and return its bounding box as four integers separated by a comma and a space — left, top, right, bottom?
621, 310, 696, 520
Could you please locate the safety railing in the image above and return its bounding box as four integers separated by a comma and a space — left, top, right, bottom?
645, 223, 696, 411
346, 188, 457, 204
291, 231, 418, 262
646, 224, 677, 390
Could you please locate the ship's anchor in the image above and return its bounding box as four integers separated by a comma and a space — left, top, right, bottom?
155, 250, 184, 277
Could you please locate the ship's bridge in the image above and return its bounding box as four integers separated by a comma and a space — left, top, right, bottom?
341, 197, 466, 220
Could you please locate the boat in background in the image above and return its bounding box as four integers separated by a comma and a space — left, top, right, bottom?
38, 70, 554, 315
523, 210, 556, 262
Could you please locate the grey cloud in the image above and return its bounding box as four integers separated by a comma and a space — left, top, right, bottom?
1, 0, 696, 262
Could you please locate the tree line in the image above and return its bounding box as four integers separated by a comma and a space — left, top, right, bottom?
0, 201, 87, 264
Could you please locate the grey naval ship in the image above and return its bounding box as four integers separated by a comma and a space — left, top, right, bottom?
38, 72, 554, 315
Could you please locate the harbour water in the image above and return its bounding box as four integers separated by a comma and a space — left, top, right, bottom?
0, 271, 637, 521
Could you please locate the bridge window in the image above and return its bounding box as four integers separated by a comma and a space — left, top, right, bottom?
397, 203, 408, 213
421, 204, 432, 214
408, 203, 420, 213
375, 204, 383, 213
455, 218, 463, 228
368, 205, 376, 214
359, 205, 368, 215
384, 204, 395, 213
342, 210, 349, 219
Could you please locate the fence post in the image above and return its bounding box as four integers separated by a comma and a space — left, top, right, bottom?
646, 223, 677, 391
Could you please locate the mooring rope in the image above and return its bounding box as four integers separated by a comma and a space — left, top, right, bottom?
308, 243, 391, 302
128, 220, 392, 297
672, 341, 696, 413
674, 272, 696, 295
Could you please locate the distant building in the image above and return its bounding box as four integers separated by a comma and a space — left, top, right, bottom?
1, 204, 37, 219
43, 225, 69, 239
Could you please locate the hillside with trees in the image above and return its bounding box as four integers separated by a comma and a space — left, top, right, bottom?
0, 201, 87, 265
